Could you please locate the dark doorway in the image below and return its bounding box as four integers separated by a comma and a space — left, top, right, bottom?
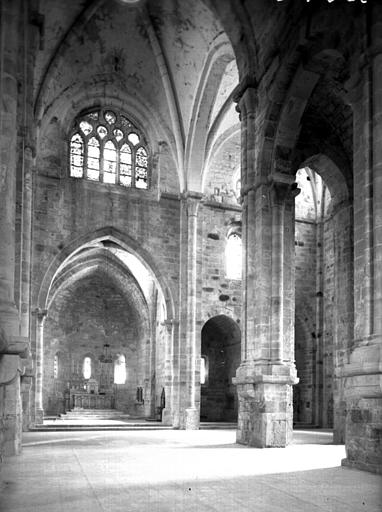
200, 315, 241, 422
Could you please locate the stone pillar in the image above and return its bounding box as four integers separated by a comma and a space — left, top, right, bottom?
161, 319, 176, 425
0, 0, 23, 458
341, 5, 382, 473
179, 192, 202, 429
21, 375, 33, 431
19, 147, 34, 337
332, 202, 353, 444
0, 0, 21, 336
33, 309, 47, 424
234, 85, 298, 447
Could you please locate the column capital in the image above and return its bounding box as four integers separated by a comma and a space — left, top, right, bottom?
233, 75, 258, 117
162, 318, 179, 333
241, 174, 299, 203
32, 308, 48, 322
269, 173, 300, 205
181, 191, 202, 217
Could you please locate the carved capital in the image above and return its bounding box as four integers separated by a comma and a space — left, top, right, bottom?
269, 173, 300, 206
182, 191, 202, 217
32, 308, 48, 323
233, 73, 258, 105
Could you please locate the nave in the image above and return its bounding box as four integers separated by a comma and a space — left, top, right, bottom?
1, 429, 381, 512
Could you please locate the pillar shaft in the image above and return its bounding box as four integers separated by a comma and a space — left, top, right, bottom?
342, 4, 382, 473
178, 192, 201, 429
33, 310, 46, 424
0, 0, 21, 336
234, 86, 298, 447
161, 319, 177, 425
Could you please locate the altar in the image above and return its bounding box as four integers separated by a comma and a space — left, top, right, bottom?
70, 391, 114, 409
68, 377, 115, 409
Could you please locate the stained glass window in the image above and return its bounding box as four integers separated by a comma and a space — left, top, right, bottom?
69, 108, 149, 188
79, 120, 92, 136
70, 133, 84, 177
128, 132, 140, 146
87, 137, 100, 181
114, 129, 123, 142
97, 125, 107, 139
104, 141, 117, 184
120, 144, 132, 187
104, 111, 116, 125
135, 147, 148, 189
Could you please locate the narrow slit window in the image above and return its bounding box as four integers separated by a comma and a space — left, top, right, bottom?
226, 233, 242, 280
200, 356, 208, 385
83, 357, 92, 380
114, 354, 126, 384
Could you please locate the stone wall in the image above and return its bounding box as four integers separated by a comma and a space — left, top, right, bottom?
198, 201, 242, 421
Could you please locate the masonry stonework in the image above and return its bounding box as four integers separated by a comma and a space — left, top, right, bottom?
0, 0, 381, 477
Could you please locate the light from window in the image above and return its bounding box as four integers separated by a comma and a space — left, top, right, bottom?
70, 108, 149, 189
225, 233, 242, 280
104, 140, 117, 183
83, 357, 92, 379
200, 356, 208, 385
114, 354, 126, 384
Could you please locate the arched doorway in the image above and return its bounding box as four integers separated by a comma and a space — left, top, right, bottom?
36, 237, 174, 424
200, 315, 240, 422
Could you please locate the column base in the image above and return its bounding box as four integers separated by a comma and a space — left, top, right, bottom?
340, 338, 382, 473
185, 407, 200, 430
161, 408, 173, 426
35, 408, 44, 425
0, 355, 22, 456
342, 456, 382, 475
234, 362, 297, 447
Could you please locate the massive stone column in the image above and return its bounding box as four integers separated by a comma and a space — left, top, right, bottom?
0, 0, 25, 457
178, 192, 202, 429
342, 4, 382, 473
332, 202, 353, 444
234, 85, 299, 447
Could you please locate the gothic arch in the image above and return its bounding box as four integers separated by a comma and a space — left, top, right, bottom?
36, 226, 176, 322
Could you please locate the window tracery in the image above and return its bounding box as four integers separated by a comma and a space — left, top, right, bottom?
70, 108, 149, 189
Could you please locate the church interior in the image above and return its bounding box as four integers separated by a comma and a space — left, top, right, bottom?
0, 0, 382, 509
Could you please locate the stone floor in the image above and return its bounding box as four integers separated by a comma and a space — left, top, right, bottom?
1, 429, 381, 512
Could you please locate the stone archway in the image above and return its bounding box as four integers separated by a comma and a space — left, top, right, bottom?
200, 315, 241, 422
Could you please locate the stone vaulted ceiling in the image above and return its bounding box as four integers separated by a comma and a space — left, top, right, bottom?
35, 0, 240, 194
